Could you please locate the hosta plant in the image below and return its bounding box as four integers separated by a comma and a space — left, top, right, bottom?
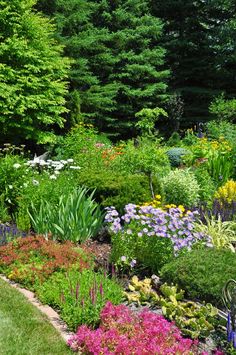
124, 277, 218, 339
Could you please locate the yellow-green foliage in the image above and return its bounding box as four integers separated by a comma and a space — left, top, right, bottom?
124, 277, 218, 339
124, 276, 159, 304
215, 180, 236, 203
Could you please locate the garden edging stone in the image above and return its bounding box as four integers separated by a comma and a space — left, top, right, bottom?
0, 274, 73, 342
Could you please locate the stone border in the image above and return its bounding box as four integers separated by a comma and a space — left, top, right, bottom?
0, 274, 73, 342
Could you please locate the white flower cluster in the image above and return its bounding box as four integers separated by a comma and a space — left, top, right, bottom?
25, 157, 81, 181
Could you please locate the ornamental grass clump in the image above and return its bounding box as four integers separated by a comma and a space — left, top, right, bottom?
68, 301, 198, 354
106, 204, 210, 273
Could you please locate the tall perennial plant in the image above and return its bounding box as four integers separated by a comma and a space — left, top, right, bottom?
105, 204, 210, 272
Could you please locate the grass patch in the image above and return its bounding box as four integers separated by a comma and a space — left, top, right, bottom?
0, 278, 72, 355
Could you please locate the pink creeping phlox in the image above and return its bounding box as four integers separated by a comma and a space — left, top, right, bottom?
68, 301, 202, 354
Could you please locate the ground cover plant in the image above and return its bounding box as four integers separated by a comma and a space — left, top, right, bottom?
36, 268, 123, 331
124, 276, 218, 339
0, 236, 92, 289
68, 301, 199, 354
0, 278, 72, 355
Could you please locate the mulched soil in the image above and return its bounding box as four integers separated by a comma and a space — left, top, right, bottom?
82, 239, 111, 270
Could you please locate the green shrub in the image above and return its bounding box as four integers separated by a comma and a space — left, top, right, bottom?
167, 132, 181, 146
76, 168, 154, 212
36, 268, 123, 330
162, 169, 200, 207
160, 248, 236, 307
192, 165, 216, 203
28, 187, 103, 243
55, 124, 110, 168
112, 138, 170, 178
166, 147, 190, 167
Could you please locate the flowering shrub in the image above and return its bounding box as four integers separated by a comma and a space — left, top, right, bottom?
106, 204, 210, 273
36, 269, 123, 330
68, 301, 198, 354
0, 236, 92, 288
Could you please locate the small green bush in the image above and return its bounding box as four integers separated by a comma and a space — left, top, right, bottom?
192, 165, 216, 203
166, 147, 190, 167
160, 248, 236, 307
162, 169, 200, 207
36, 268, 123, 330
76, 168, 154, 212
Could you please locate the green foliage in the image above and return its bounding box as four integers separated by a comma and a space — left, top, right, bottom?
207, 120, 236, 144
55, 124, 111, 168
159, 283, 218, 339
0, 153, 31, 213
135, 107, 168, 136
210, 95, 236, 121
160, 248, 236, 307
36, 268, 123, 331
124, 276, 217, 339
166, 147, 190, 167
153, 0, 236, 127
116, 138, 170, 175
192, 164, 216, 203
0, 0, 69, 144
76, 168, 153, 212
28, 187, 103, 243
207, 148, 234, 184
162, 169, 200, 207
37, 0, 169, 136
194, 215, 236, 252
167, 131, 181, 146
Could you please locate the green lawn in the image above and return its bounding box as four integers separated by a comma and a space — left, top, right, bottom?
0, 278, 72, 355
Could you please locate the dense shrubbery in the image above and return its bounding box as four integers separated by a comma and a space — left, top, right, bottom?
160, 248, 236, 307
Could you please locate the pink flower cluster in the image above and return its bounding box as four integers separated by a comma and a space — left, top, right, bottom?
68, 301, 199, 354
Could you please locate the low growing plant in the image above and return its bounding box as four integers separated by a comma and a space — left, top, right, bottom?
68, 301, 198, 354
0, 236, 91, 288
36, 269, 123, 331
125, 277, 218, 339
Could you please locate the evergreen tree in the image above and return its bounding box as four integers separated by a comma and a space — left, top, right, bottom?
0, 0, 69, 144
37, 0, 169, 137
152, 0, 236, 127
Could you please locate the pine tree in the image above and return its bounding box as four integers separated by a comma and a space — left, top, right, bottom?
152, 0, 236, 127
37, 0, 169, 138
0, 0, 69, 144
